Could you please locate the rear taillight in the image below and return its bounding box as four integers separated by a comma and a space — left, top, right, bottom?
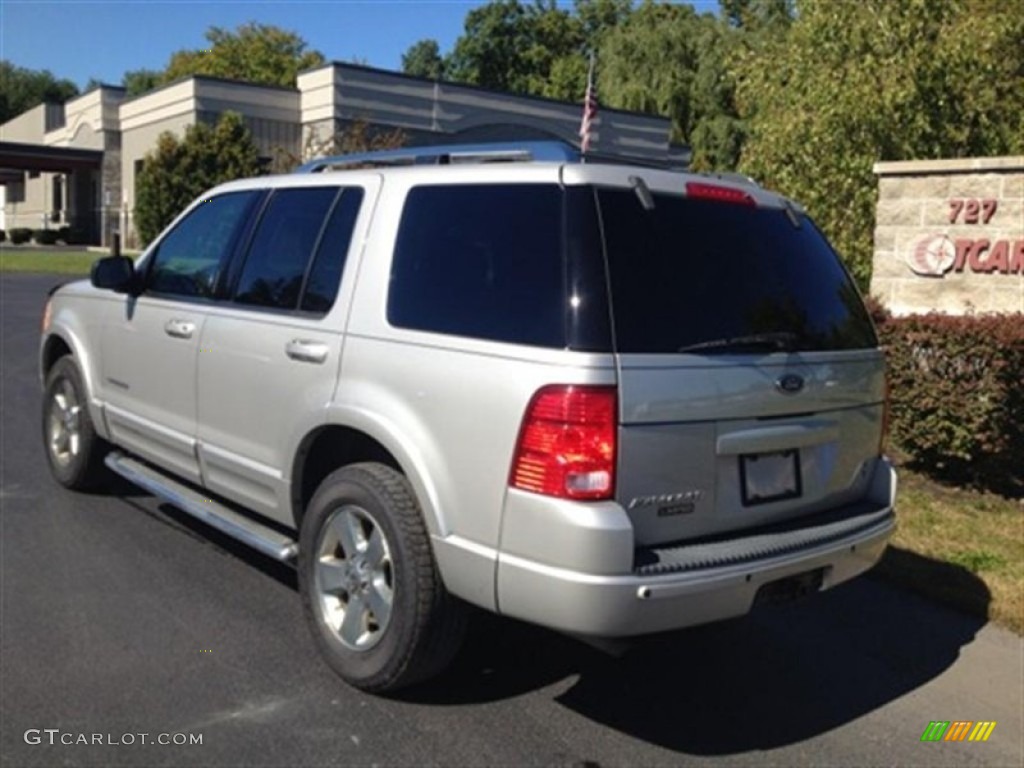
509, 385, 617, 501
41, 299, 52, 333
685, 181, 756, 206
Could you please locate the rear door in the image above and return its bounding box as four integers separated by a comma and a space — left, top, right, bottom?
195, 181, 376, 524
593, 184, 885, 546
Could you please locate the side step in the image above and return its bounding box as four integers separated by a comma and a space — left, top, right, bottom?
105, 451, 299, 562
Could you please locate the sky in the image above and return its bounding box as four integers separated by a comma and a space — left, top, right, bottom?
0, 0, 718, 91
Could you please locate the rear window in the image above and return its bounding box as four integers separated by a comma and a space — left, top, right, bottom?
596, 188, 877, 353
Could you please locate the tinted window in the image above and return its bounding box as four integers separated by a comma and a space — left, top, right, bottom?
388, 185, 565, 347
301, 188, 364, 313
148, 192, 258, 298
235, 187, 339, 310
597, 189, 877, 353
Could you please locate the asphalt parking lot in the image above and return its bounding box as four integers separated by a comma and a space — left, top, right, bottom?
2, 272, 1022, 767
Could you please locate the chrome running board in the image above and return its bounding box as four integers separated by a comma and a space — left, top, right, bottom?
105, 451, 298, 561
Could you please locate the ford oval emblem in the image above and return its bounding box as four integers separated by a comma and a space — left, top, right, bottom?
776, 374, 805, 394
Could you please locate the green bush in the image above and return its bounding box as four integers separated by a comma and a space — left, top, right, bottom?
57, 226, 86, 245
9, 228, 32, 244
33, 229, 60, 245
877, 313, 1024, 495
0, 229, 5, 243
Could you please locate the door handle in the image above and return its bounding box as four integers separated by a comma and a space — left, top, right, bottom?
164, 319, 196, 339
285, 339, 329, 364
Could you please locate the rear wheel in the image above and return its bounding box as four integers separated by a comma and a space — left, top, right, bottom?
42, 356, 109, 490
299, 462, 466, 693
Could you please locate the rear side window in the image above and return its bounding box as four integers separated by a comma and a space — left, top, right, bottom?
596, 189, 877, 353
300, 188, 365, 313
234, 187, 339, 310
388, 184, 565, 347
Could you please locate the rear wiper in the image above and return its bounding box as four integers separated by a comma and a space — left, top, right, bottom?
677, 331, 801, 354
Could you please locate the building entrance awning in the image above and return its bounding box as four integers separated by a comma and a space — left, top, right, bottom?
0, 141, 102, 175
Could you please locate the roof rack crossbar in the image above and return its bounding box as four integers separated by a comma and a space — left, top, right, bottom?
296, 141, 581, 173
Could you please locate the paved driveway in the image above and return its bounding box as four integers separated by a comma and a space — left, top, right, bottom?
2, 273, 1021, 767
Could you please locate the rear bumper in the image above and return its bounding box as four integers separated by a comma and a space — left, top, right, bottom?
495, 457, 896, 637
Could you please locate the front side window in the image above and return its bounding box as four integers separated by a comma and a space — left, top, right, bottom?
147, 191, 259, 298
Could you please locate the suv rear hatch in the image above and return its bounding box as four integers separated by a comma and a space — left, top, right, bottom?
573, 177, 885, 546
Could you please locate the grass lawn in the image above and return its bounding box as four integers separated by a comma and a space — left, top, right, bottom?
1, 246, 102, 274
874, 465, 1023, 633
0, 245, 139, 275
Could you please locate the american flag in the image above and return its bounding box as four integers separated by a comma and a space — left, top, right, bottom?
579, 53, 598, 153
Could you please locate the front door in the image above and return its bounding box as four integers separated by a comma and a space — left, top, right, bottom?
102, 190, 262, 483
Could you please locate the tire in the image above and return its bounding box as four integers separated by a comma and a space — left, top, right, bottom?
299, 462, 467, 693
42, 356, 109, 490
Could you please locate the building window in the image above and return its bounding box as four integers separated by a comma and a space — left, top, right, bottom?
52, 175, 64, 215
9, 179, 26, 203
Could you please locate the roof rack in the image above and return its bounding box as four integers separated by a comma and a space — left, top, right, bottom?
296, 141, 581, 173
295, 140, 691, 173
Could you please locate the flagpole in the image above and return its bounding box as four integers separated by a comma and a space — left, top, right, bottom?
579, 51, 597, 158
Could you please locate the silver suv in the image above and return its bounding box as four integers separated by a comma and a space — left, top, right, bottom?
40, 141, 896, 692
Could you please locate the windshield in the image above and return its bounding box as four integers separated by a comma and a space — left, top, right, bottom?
594, 188, 877, 354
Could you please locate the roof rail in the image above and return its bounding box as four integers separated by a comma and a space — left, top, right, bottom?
297, 140, 581, 173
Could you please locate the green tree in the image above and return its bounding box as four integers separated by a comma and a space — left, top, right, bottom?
0, 61, 78, 123
123, 68, 162, 97
721, 0, 793, 31
134, 112, 261, 245
161, 22, 324, 88
733, 0, 1024, 289
402, 39, 445, 79
446, 1, 584, 96
592, 2, 757, 169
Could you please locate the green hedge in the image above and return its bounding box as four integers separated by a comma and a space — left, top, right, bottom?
57, 226, 86, 245
0, 229, 5, 243
877, 312, 1024, 496
9, 228, 32, 244
33, 229, 60, 245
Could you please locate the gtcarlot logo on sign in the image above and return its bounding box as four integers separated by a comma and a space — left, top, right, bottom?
920, 721, 996, 742
24, 729, 203, 746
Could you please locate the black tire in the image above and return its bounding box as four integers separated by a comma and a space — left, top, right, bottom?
299, 462, 467, 693
42, 356, 109, 490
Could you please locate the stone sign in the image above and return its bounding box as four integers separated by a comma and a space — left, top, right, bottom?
870, 156, 1024, 315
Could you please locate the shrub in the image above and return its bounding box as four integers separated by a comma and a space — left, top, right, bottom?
877, 313, 1024, 495
33, 229, 60, 245
9, 228, 32, 244
0, 229, 5, 243
57, 226, 86, 245
135, 111, 261, 246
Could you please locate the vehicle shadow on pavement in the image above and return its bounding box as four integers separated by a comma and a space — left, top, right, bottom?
406, 570, 989, 756
133, 494, 988, 757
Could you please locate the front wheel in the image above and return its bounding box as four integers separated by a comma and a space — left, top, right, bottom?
42, 356, 109, 490
298, 463, 467, 693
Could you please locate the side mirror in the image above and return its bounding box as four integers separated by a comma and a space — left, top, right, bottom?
91, 256, 137, 294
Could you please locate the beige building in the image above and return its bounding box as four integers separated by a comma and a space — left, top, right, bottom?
1, 62, 678, 247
